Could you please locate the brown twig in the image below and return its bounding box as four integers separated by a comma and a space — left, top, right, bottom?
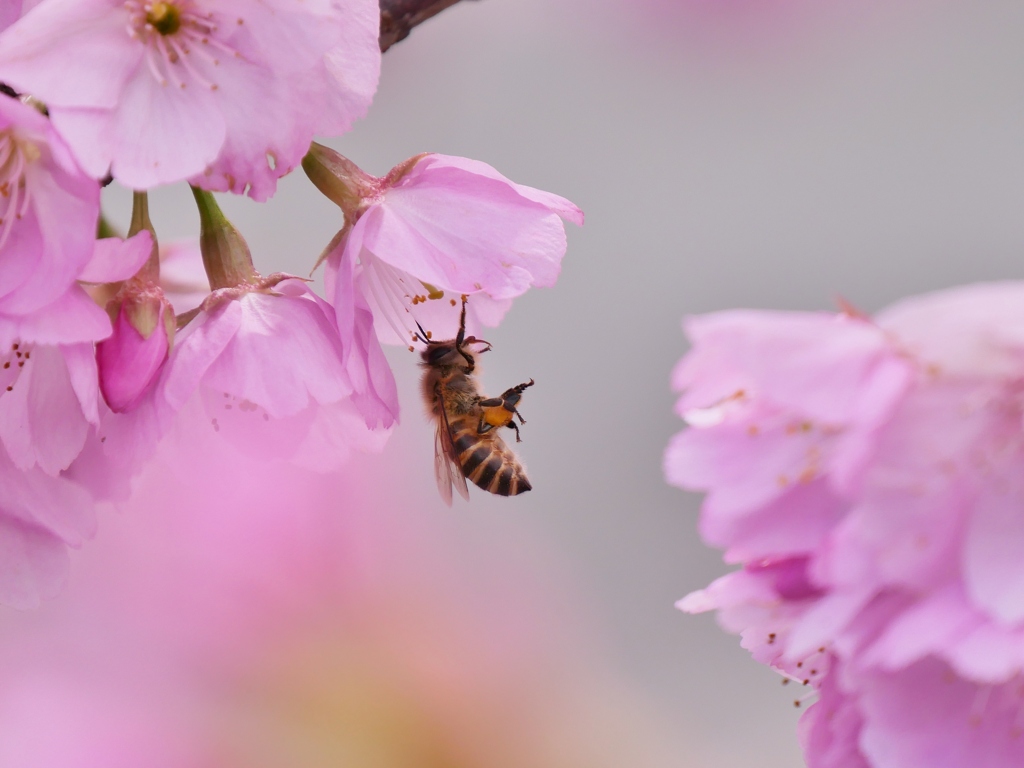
379, 0, 477, 52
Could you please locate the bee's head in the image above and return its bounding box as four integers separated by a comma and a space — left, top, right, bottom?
420, 341, 461, 368
420, 338, 489, 370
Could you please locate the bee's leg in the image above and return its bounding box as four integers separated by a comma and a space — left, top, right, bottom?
455, 295, 475, 371
497, 379, 534, 423
455, 295, 468, 346
506, 420, 523, 443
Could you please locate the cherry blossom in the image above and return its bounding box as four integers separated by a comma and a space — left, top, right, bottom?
153, 189, 390, 468
160, 279, 382, 467
0, 0, 381, 199
304, 144, 584, 344
0, 92, 99, 317
668, 283, 1024, 767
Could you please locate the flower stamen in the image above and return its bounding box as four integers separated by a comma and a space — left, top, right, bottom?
0, 340, 33, 394
125, 1, 237, 89
0, 131, 35, 253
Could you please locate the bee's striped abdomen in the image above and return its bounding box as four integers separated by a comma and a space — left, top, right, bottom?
450, 417, 531, 496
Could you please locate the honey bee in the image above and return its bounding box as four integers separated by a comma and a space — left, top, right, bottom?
418, 296, 534, 504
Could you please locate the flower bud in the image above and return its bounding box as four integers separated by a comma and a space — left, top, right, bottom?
190, 186, 259, 291
97, 292, 174, 413
302, 142, 426, 225
301, 142, 378, 221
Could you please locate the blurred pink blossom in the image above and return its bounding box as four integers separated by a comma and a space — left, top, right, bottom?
0, 93, 99, 317
155, 239, 210, 315
0, 0, 381, 199
0, 434, 674, 765
668, 283, 1024, 767
0, 444, 93, 609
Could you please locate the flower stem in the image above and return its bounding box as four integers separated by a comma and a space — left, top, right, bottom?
379, 0, 474, 52
127, 191, 160, 284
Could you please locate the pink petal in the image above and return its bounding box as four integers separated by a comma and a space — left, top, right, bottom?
314, 0, 382, 135
946, 621, 1024, 684
0, 286, 111, 349
859, 659, 1024, 768
160, 300, 243, 412
797, 666, 870, 768
325, 243, 399, 429
0, 447, 95, 547
664, 403, 826, 518
189, 0, 380, 200
0, 0, 136, 110
422, 154, 584, 225
79, 231, 152, 284
964, 474, 1024, 624
715, 480, 846, 563
785, 587, 875, 661
860, 585, 979, 672
0, 344, 94, 474
0, 515, 67, 610
289, 398, 391, 472
108, 61, 225, 190
66, 394, 169, 504
676, 310, 905, 424
360, 252, 512, 346
358, 153, 579, 300
193, 382, 317, 461
62, 341, 101, 426
199, 288, 350, 419
0, 97, 100, 315
0, 2, 23, 33
878, 282, 1024, 379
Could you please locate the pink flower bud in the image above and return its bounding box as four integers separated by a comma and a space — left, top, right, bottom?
97, 293, 173, 413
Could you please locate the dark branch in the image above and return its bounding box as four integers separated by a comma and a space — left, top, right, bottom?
379, 0, 477, 52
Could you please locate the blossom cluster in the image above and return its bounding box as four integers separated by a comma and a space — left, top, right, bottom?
0, 0, 581, 607
666, 284, 1024, 767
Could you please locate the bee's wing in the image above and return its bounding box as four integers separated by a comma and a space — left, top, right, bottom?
434, 402, 470, 505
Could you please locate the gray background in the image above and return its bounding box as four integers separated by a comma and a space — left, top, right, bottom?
104, 0, 1024, 764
